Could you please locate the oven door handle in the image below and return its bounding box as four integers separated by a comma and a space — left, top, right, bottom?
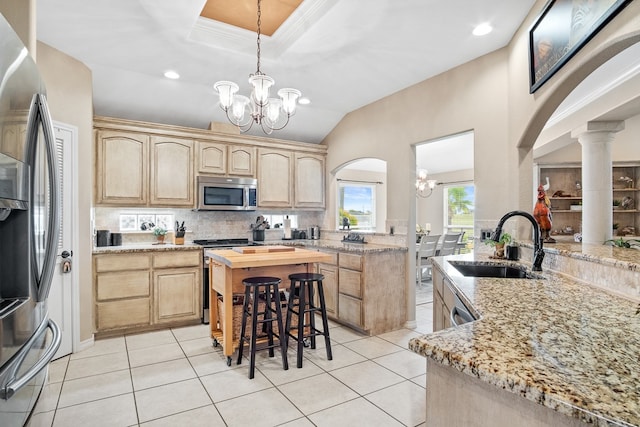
0, 319, 61, 400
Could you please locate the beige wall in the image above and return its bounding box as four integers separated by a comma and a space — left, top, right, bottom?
0, 0, 36, 55
37, 42, 94, 343
323, 0, 640, 241
323, 48, 510, 238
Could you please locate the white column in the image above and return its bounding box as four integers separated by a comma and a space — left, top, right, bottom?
571, 121, 625, 244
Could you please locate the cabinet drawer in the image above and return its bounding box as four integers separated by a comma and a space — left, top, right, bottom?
153, 251, 201, 269
319, 251, 338, 266
96, 271, 150, 300
338, 293, 363, 328
95, 254, 151, 272
339, 268, 362, 298
339, 253, 362, 271
96, 298, 150, 330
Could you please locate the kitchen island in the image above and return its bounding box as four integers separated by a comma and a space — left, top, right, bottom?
262, 238, 409, 335
206, 246, 331, 365
409, 246, 640, 427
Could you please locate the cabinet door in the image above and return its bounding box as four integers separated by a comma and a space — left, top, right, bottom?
432, 266, 445, 332
150, 136, 195, 206
95, 130, 149, 205
338, 293, 363, 328
228, 145, 256, 176
318, 264, 337, 316
197, 141, 227, 174
153, 267, 201, 324
294, 153, 325, 208
257, 148, 293, 207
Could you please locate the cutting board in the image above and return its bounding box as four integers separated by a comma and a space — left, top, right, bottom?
232, 245, 296, 254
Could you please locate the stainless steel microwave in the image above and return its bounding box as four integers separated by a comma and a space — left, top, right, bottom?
197, 176, 257, 211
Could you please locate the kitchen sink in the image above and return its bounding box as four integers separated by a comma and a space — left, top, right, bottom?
448, 261, 542, 279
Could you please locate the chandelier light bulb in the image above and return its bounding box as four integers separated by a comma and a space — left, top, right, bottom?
278, 88, 302, 115
214, 81, 239, 109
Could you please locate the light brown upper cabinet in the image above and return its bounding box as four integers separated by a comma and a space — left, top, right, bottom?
96, 131, 194, 207
95, 130, 149, 205
149, 136, 194, 206
197, 141, 255, 177
257, 148, 293, 208
294, 152, 325, 209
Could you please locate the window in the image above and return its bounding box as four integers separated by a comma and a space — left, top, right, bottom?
262, 214, 298, 229
444, 184, 474, 234
337, 182, 376, 231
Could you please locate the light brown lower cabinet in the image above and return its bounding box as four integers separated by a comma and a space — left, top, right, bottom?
432, 263, 454, 331
153, 268, 200, 324
317, 262, 338, 316
315, 248, 406, 335
94, 249, 201, 335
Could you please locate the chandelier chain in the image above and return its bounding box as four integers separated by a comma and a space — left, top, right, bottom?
213, 0, 301, 134
255, 0, 262, 75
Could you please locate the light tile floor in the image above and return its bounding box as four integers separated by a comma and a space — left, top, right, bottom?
29, 291, 434, 427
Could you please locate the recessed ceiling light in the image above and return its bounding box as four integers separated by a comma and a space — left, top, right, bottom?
164, 70, 180, 79
298, 97, 311, 105
473, 23, 493, 36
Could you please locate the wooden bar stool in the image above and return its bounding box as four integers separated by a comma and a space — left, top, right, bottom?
237, 276, 288, 379
285, 272, 332, 368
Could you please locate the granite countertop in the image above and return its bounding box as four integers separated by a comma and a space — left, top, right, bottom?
93, 243, 201, 254
262, 238, 407, 253
409, 252, 640, 427
520, 240, 640, 271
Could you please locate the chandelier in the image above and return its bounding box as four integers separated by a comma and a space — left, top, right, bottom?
416, 169, 437, 198
213, 0, 301, 135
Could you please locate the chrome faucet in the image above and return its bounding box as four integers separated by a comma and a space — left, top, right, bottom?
491, 210, 545, 271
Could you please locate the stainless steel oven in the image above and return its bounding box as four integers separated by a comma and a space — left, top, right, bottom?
194, 239, 260, 324
196, 176, 257, 211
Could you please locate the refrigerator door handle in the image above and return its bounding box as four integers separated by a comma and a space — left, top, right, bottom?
0, 319, 61, 400
27, 94, 60, 302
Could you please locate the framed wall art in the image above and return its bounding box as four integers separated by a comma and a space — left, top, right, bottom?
529, 0, 630, 93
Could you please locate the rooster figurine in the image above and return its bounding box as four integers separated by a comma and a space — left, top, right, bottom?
534, 184, 555, 243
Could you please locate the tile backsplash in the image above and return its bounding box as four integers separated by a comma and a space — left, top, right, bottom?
93, 207, 325, 245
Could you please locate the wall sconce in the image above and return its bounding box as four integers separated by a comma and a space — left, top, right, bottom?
416, 169, 437, 198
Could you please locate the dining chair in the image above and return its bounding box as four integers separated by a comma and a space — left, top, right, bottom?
439, 233, 462, 256
417, 234, 440, 283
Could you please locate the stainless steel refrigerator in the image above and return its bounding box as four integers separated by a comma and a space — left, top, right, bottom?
0, 14, 61, 426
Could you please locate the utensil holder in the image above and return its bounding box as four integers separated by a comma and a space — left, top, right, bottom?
252, 229, 265, 241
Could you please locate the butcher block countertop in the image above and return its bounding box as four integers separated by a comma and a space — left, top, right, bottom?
409, 251, 640, 426
206, 246, 332, 269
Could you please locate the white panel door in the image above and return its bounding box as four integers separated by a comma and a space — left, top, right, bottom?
49, 124, 76, 359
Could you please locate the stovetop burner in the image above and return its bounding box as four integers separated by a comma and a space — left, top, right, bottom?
193, 238, 253, 247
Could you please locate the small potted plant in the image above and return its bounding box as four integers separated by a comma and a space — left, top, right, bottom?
613, 199, 621, 210
153, 226, 168, 244
603, 237, 640, 248
484, 232, 512, 258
